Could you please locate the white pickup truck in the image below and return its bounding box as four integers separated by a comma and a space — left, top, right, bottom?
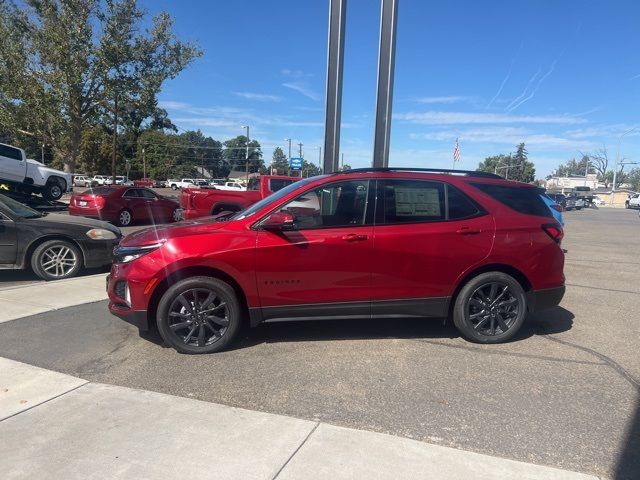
626, 193, 640, 209
0, 143, 72, 200
167, 178, 196, 190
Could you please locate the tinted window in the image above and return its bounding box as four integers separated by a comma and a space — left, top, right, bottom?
472, 183, 552, 218
380, 180, 445, 224
269, 178, 296, 192
278, 180, 370, 229
123, 189, 140, 198
447, 184, 482, 219
86, 187, 113, 195
139, 189, 157, 199
0, 145, 23, 161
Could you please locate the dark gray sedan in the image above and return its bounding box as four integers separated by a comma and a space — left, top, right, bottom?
0, 194, 121, 280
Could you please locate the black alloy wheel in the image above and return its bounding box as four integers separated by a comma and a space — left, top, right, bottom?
156, 277, 241, 354
453, 272, 526, 343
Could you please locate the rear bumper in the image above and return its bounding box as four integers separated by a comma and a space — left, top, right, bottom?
527, 286, 565, 312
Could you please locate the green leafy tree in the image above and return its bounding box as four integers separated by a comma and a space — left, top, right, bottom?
302, 160, 322, 177
0, 0, 201, 172
550, 155, 595, 178
271, 147, 289, 174
223, 136, 263, 173
477, 143, 535, 182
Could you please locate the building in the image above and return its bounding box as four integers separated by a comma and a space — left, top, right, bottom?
545, 174, 604, 191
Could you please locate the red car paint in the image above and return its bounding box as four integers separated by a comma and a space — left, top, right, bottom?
69, 186, 179, 226
107, 171, 565, 340
180, 175, 298, 219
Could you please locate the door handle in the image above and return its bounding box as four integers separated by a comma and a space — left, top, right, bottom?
456, 227, 481, 235
341, 233, 369, 242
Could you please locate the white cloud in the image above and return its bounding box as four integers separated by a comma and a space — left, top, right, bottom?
282, 82, 321, 101
233, 92, 281, 102
395, 111, 587, 125
159, 100, 192, 110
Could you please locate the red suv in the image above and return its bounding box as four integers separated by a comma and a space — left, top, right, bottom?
107, 169, 565, 354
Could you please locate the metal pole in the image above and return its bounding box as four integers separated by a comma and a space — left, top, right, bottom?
142, 148, 146, 178
318, 146, 322, 172
323, 0, 347, 174
341, 153, 344, 171
372, 0, 399, 168
243, 125, 250, 184
298, 142, 303, 157
287, 138, 292, 160
584, 156, 589, 186
112, 93, 118, 185
41, 144, 45, 164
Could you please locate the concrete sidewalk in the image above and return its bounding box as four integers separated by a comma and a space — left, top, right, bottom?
0, 273, 107, 323
0, 357, 598, 480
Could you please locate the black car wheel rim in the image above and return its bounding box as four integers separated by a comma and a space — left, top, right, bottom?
167, 288, 229, 347
41, 245, 78, 277
467, 282, 519, 336
50, 185, 62, 197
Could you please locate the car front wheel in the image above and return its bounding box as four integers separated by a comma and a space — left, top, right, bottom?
42, 178, 64, 200
453, 272, 527, 344
31, 239, 82, 281
156, 277, 242, 354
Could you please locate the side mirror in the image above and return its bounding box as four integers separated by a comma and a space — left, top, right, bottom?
262, 211, 295, 231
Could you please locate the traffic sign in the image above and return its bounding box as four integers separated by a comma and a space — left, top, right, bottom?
290, 157, 303, 170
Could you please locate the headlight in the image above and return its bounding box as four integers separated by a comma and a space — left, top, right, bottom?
113, 243, 163, 264
86, 228, 117, 240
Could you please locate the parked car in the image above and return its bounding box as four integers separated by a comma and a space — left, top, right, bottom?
107, 168, 565, 354
180, 175, 298, 219
0, 142, 72, 200
167, 178, 196, 190
564, 195, 576, 211
215, 181, 247, 191
625, 193, 640, 209
0, 193, 121, 280
73, 175, 93, 188
547, 193, 566, 211
133, 178, 155, 188
92, 175, 109, 186
592, 195, 606, 206
69, 186, 181, 226
540, 193, 564, 226
566, 194, 584, 210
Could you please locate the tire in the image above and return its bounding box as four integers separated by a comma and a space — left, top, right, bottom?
156, 276, 242, 354
171, 207, 182, 223
452, 272, 527, 344
42, 178, 65, 200
31, 239, 82, 281
625, 202, 629, 209
171, 184, 178, 191
117, 208, 133, 226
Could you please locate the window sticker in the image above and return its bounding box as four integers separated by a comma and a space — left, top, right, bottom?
394, 187, 441, 216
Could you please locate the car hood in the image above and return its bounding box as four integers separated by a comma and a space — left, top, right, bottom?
29, 213, 121, 235
119, 216, 230, 247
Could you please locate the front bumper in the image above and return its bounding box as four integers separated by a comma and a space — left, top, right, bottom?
527, 286, 565, 312
79, 239, 119, 268
108, 301, 149, 330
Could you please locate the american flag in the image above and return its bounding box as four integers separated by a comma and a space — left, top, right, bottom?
453, 138, 460, 163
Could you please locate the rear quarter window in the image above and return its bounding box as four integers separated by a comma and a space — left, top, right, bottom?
471, 183, 552, 218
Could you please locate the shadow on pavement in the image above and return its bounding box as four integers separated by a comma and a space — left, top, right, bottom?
616, 397, 640, 480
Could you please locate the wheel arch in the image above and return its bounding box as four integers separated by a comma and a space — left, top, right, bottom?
448, 263, 533, 318
210, 202, 243, 215
147, 265, 249, 331
24, 235, 86, 269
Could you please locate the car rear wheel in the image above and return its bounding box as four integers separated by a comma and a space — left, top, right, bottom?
31, 239, 82, 281
453, 272, 526, 344
117, 209, 133, 226
171, 184, 178, 191
171, 207, 182, 222
156, 277, 242, 354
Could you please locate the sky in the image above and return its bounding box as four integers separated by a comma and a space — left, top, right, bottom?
144, 0, 640, 178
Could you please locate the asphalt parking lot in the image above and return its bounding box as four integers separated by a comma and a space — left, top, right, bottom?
0, 208, 638, 479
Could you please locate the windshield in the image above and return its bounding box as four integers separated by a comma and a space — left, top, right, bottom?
0, 194, 43, 218
233, 177, 317, 220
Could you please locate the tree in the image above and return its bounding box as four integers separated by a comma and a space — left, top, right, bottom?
271, 147, 289, 174
0, 0, 201, 172
477, 144, 535, 182
626, 168, 640, 191
550, 156, 595, 179
585, 147, 609, 183
302, 160, 322, 177
223, 136, 263, 174
340, 163, 352, 171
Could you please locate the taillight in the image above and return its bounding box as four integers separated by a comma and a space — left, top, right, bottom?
542, 224, 564, 244
94, 195, 105, 208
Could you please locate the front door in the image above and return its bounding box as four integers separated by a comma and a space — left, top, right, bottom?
255, 179, 374, 321
371, 179, 494, 317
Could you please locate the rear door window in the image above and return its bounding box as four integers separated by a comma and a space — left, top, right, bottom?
378, 180, 446, 224
472, 183, 552, 218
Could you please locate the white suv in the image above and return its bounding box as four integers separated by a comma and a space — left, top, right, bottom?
626, 193, 640, 209
0, 143, 72, 200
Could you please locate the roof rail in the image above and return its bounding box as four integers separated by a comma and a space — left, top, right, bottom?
333, 167, 502, 179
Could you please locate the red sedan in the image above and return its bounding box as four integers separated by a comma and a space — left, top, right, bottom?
69, 186, 181, 226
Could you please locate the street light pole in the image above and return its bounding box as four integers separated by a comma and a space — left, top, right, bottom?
142, 148, 146, 179
242, 125, 250, 184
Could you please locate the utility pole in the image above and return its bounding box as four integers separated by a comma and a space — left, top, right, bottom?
584, 156, 589, 187
298, 142, 303, 158
41, 143, 45, 164
242, 125, 250, 184
111, 93, 118, 186
142, 148, 146, 178
341, 153, 344, 171
318, 146, 322, 173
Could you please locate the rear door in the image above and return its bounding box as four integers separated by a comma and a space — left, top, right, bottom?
0, 211, 17, 265
370, 179, 494, 317
121, 188, 150, 221
0, 144, 26, 182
